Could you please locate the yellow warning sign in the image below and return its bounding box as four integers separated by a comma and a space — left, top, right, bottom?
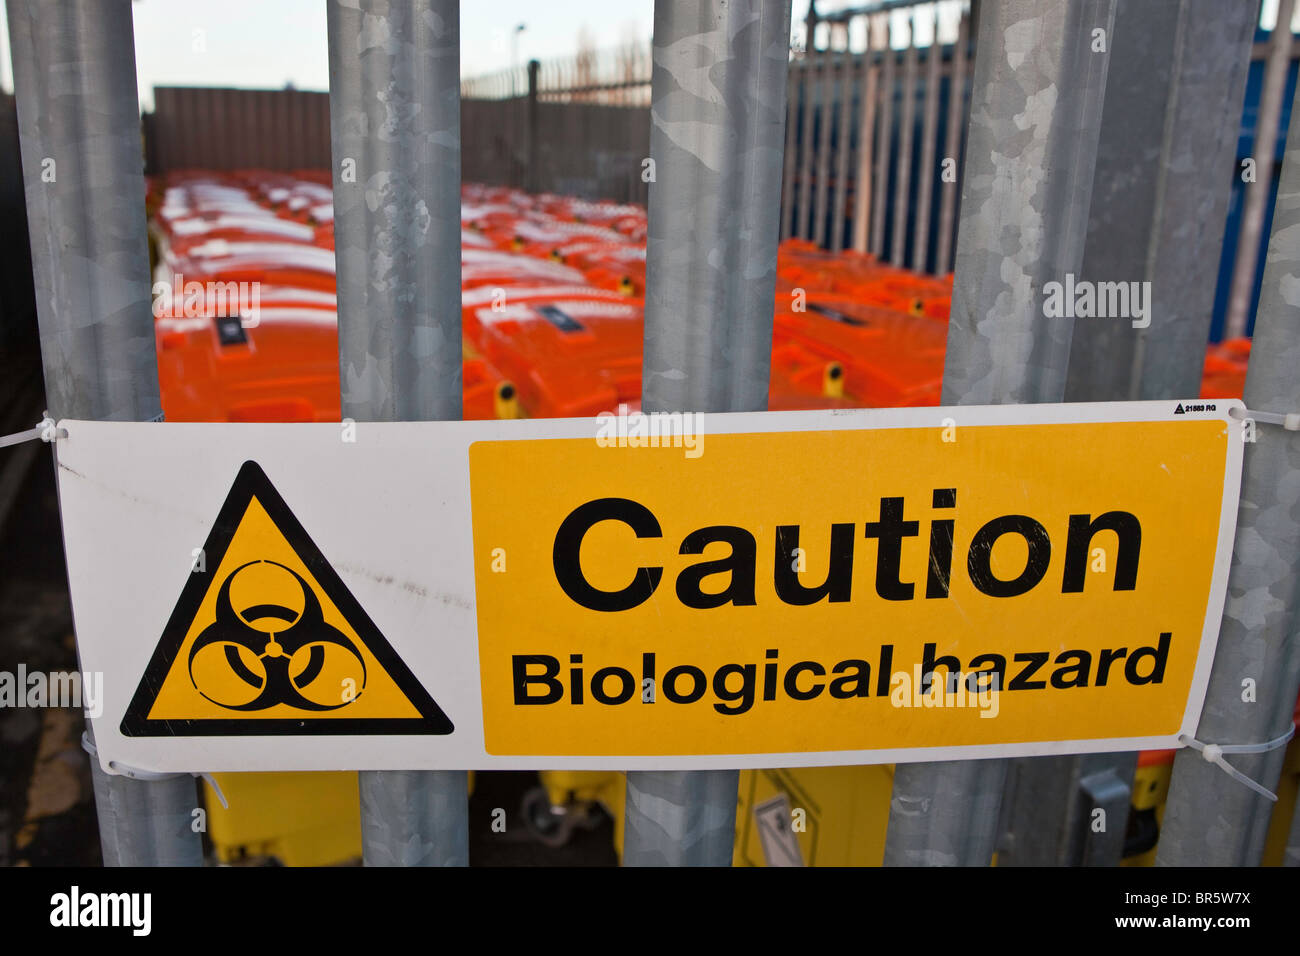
122, 461, 452, 736
469, 418, 1231, 757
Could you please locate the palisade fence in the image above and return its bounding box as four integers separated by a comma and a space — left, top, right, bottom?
459, 3, 972, 273
10, 0, 1300, 871
459, 0, 1300, 321
138, 4, 1296, 318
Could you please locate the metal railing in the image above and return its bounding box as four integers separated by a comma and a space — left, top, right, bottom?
460, 41, 653, 106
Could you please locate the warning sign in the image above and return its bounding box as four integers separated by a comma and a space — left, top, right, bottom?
53, 401, 1243, 772
122, 461, 452, 736
469, 414, 1237, 759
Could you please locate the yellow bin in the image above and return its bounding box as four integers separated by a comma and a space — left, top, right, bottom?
536, 766, 894, 865
203, 772, 362, 867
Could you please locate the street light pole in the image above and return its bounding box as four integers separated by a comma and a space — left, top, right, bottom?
512, 23, 527, 98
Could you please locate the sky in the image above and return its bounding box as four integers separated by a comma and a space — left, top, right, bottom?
1, 0, 659, 108
0, 0, 1290, 107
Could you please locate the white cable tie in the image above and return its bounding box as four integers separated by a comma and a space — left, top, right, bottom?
1177, 722, 1296, 802
38, 413, 67, 442
80, 731, 228, 809
0, 412, 65, 448
0, 425, 41, 448
1229, 405, 1300, 430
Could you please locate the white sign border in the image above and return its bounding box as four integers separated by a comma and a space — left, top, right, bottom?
53, 399, 1244, 774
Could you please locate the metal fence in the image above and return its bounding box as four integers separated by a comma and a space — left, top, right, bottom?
461, 41, 652, 106
458, 0, 1300, 322
137, 6, 1300, 323
7, 0, 1300, 869
455, 6, 972, 271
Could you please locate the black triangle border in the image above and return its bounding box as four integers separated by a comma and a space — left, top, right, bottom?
121, 460, 454, 736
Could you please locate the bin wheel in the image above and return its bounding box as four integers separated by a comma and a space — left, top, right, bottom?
522, 786, 576, 848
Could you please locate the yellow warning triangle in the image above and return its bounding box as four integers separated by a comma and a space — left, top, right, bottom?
122, 461, 452, 736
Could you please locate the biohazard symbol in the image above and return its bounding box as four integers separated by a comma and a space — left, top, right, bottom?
122, 461, 453, 736
188, 559, 368, 712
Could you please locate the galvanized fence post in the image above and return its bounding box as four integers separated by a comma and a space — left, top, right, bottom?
997, 0, 1260, 868
1224, 0, 1294, 340
884, 0, 1115, 866
797, 42, 823, 241
780, 61, 800, 240
911, 7, 941, 274
830, 42, 854, 255
327, 0, 469, 867
869, 19, 894, 259
851, 23, 878, 254
625, 0, 792, 866
1156, 79, 1300, 867
934, 7, 968, 275
527, 59, 541, 195
7, 0, 205, 866
812, 34, 839, 247
1066, 0, 1258, 404
890, 14, 916, 267
1287, 802, 1300, 865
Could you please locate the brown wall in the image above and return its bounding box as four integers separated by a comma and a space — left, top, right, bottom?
461, 98, 649, 205
146, 86, 650, 205
147, 87, 332, 173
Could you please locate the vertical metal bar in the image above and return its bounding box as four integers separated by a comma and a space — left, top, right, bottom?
8, 0, 204, 868
1287, 798, 1300, 866
852, 26, 878, 253
870, 20, 894, 257
513, 64, 526, 187
628, 0, 792, 866
830, 39, 854, 254
527, 60, 541, 195
935, 8, 968, 275
998, 753, 1137, 866
8, 0, 160, 424
890, 14, 917, 266
937, 0, 1115, 406
327, 0, 468, 867
999, 753, 1139, 866
912, 7, 942, 273
797, 42, 821, 240
1157, 86, 1300, 867
884, 0, 1115, 866
812, 42, 837, 247
1224, 0, 1294, 340
1066, 0, 1257, 402
995, 0, 1262, 869
780, 61, 800, 240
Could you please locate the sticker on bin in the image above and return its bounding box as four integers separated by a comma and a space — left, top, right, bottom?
54, 401, 1243, 772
